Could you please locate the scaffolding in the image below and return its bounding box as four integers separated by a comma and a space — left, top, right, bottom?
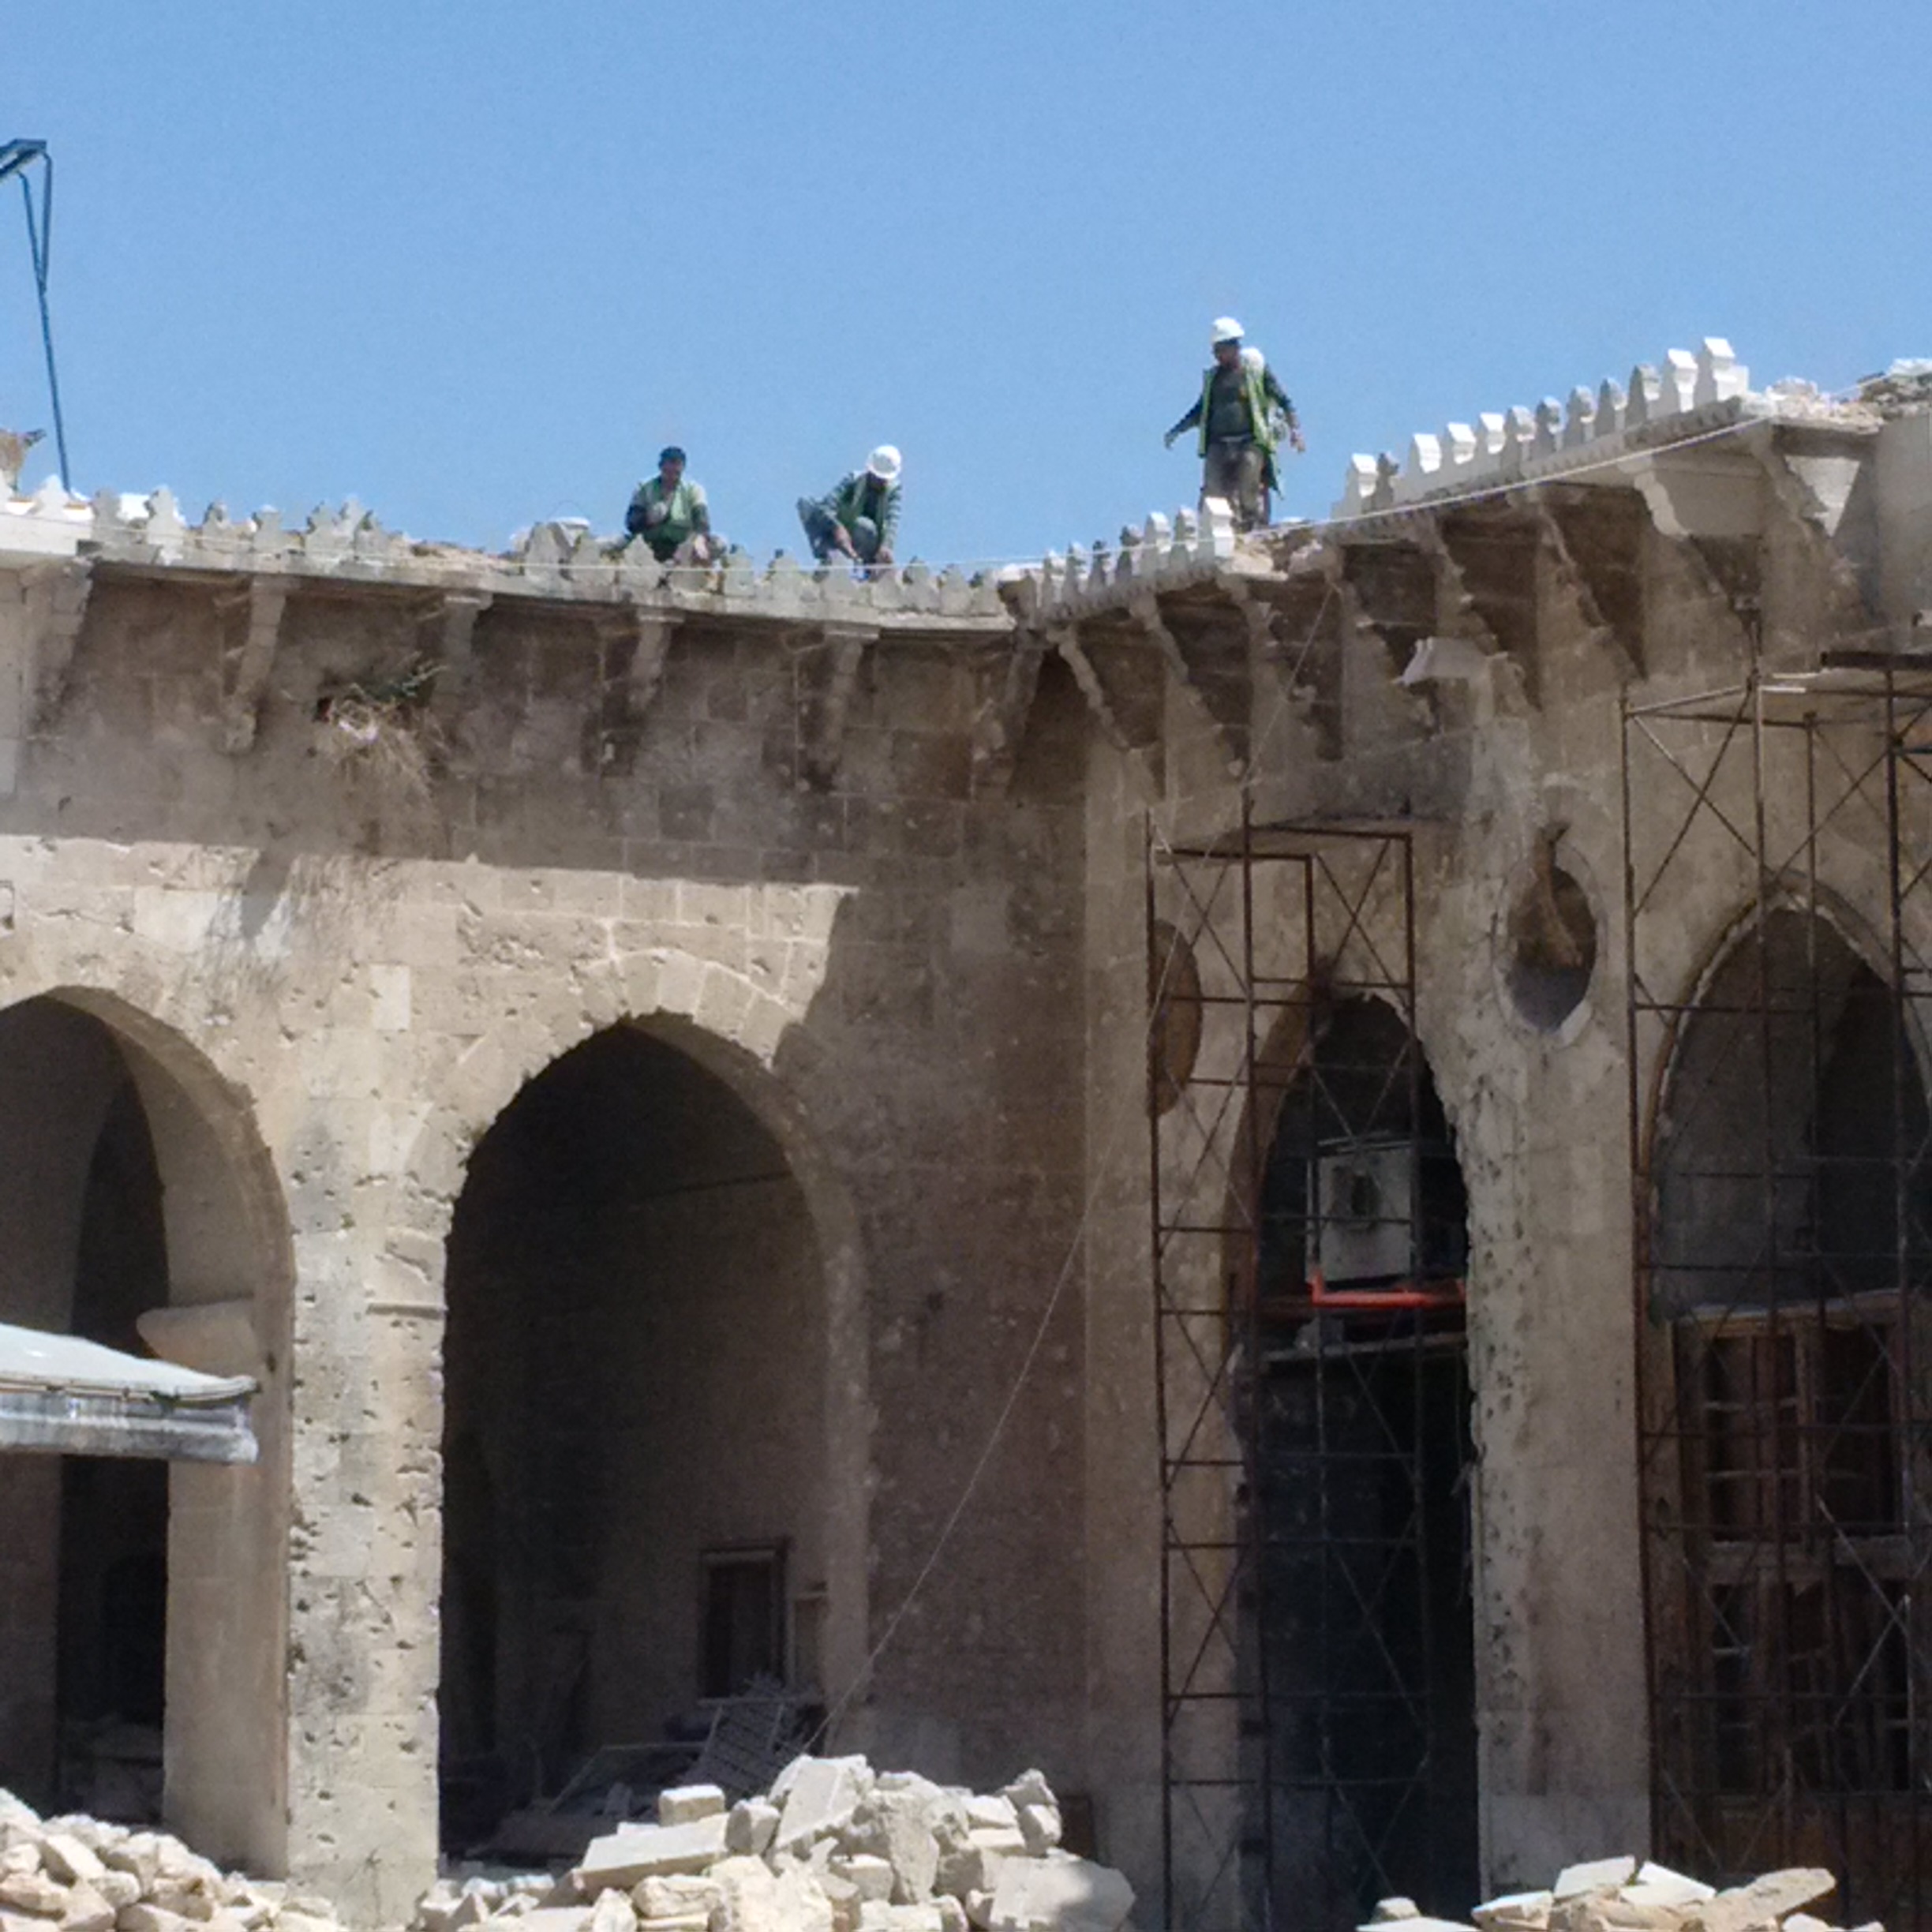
1147, 803, 1476, 1932
1623, 661, 1932, 1927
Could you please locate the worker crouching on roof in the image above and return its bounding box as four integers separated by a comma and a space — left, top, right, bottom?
1165, 317, 1303, 533
626, 446, 717, 564
799, 445, 902, 573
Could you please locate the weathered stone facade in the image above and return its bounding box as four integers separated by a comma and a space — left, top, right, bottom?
2, 339, 1928, 1929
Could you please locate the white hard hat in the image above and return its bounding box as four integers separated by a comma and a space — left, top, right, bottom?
866, 444, 903, 484
1211, 316, 1244, 346
1241, 345, 1266, 373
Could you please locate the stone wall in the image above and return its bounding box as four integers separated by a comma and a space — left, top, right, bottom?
0, 349, 1926, 1930
0, 535, 1091, 1923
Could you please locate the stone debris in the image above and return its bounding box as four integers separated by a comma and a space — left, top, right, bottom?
409, 1761, 1131, 1932
0, 1792, 346, 1932
1367, 1857, 1861, 1932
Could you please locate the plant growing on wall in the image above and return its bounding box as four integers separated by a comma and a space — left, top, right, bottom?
313, 657, 444, 801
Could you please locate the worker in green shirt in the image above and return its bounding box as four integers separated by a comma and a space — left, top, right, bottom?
1165, 317, 1302, 532
797, 445, 902, 572
625, 447, 716, 564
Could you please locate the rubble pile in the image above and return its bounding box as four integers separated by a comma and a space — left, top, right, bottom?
414, 1758, 1132, 1932
1368, 1854, 1880, 1932
0, 1790, 348, 1932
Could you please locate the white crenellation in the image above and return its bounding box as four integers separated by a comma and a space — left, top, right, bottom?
0, 485, 1017, 625
1661, 347, 1698, 415
1337, 337, 1762, 518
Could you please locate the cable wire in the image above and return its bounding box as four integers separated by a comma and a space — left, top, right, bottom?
9, 142, 71, 489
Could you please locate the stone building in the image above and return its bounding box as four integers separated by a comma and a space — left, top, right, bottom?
1, 338, 1930, 1930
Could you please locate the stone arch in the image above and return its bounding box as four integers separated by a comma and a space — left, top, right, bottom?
0, 984, 294, 1872
1642, 897, 1932, 1908
425, 1000, 868, 1850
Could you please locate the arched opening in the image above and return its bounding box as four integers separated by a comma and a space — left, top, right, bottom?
1646, 908, 1932, 1918
439, 1023, 842, 1856
1245, 997, 1477, 1931
0, 994, 289, 1864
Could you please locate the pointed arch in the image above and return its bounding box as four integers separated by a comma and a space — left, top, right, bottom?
0, 987, 294, 1872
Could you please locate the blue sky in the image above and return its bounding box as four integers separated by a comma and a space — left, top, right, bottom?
6, 3, 1928, 567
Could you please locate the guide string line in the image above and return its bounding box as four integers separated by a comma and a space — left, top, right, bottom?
809, 581, 1338, 1744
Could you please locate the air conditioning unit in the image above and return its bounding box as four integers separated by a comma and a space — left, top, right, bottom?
1312, 1138, 1416, 1289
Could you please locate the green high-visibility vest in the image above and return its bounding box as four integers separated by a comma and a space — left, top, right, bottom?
1196, 365, 1279, 458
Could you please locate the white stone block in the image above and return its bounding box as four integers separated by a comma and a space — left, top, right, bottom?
1552, 1859, 1636, 1901
1014, 1808, 1059, 1859
501, 1915, 589, 1932
987, 1856, 1133, 1932
575, 1818, 728, 1892
62, 1887, 114, 1932
773, 1870, 835, 1932
1, 1870, 69, 1915
725, 1802, 780, 1859
1623, 1866, 1713, 1909
630, 1879, 717, 1923
960, 1799, 1015, 1835
1472, 1891, 1551, 1930
774, 1758, 871, 1857
856, 1908, 942, 1932
586, 1893, 635, 1932
935, 1830, 1024, 1902
656, 1788, 725, 1829
833, 1863, 894, 1908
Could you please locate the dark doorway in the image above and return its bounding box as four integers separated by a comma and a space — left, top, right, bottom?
438, 1025, 829, 1853
1250, 997, 1479, 1932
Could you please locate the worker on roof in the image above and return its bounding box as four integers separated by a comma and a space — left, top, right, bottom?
799, 446, 901, 574
1164, 317, 1303, 533
1241, 344, 1294, 527
625, 446, 717, 564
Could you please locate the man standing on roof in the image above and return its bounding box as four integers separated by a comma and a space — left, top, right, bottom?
1242, 344, 1294, 526
1164, 317, 1303, 532
799, 445, 902, 573
625, 446, 717, 564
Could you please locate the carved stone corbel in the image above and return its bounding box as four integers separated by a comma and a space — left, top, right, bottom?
968, 633, 1047, 798
1129, 589, 1249, 773
796, 623, 874, 791
215, 575, 290, 753
21, 558, 94, 733
591, 608, 680, 777
421, 589, 493, 728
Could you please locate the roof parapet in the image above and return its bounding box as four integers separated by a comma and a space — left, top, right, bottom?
0, 488, 1017, 626
1, 478, 1262, 630
1334, 336, 1760, 520
1005, 497, 1247, 623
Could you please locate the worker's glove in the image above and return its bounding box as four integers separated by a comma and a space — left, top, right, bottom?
1289, 429, 1306, 454
1163, 429, 1178, 450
